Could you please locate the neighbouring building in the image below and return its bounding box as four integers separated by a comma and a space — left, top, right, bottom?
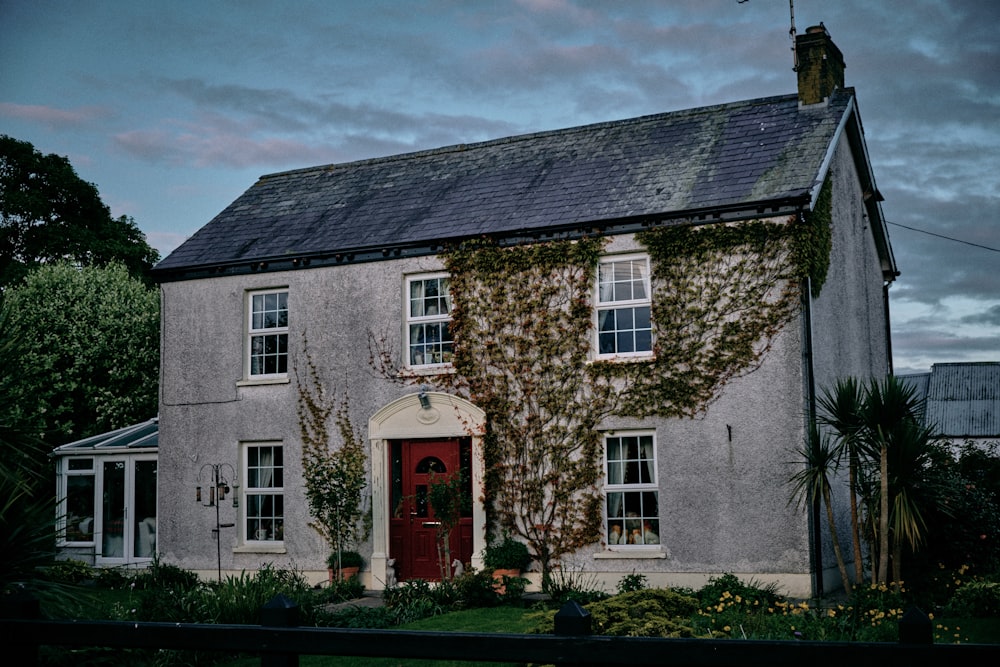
903, 362, 1000, 451
149, 26, 897, 597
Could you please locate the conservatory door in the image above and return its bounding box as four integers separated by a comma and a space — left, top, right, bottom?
96, 455, 157, 565
389, 438, 473, 581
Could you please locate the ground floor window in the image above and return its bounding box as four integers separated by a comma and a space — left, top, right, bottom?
62, 457, 95, 543
604, 432, 659, 546
244, 443, 284, 542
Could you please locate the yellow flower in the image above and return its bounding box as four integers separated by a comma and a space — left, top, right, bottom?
723, 626, 731, 632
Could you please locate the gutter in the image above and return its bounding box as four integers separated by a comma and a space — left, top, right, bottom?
801, 274, 823, 597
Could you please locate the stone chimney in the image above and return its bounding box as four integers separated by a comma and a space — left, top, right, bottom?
796, 23, 845, 105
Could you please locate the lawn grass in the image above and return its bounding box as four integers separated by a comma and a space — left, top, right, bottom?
223, 606, 538, 667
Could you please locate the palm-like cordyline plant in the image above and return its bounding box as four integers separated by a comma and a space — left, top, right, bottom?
811, 375, 939, 586
815, 377, 868, 585
788, 424, 852, 596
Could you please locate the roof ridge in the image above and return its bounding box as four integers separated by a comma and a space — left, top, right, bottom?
258, 92, 802, 182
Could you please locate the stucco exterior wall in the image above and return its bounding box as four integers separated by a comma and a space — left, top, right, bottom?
805, 130, 895, 592
158, 155, 889, 596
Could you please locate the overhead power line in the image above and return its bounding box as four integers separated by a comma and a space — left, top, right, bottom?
886, 220, 1000, 254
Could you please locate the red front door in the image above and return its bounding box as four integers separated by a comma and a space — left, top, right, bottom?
389, 438, 473, 581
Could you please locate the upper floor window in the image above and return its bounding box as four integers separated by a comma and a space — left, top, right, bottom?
605, 432, 659, 547
596, 256, 652, 358
248, 290, 288, 377
406, 274, 453, 367
244, 443, 284, 543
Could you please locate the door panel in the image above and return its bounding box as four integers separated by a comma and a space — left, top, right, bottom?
389, 439, 472, 581
97, 455, 157, 565
102, 461, 126, 559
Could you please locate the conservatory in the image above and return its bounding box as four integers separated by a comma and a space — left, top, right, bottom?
52, 418, 158, 567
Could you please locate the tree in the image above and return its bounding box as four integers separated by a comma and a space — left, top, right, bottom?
1, 262, 159, 443
0, 135, 159, 289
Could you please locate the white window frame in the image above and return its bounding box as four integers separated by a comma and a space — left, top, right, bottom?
242, 442, 284, 544
604, 431, 660, 549
405, 273, 453, 369
58, 457, 96, 545
246, 289, 289, 378
595, 254, 653, 359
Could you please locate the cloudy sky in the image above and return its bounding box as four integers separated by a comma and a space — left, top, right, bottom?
1, 0, 997, 374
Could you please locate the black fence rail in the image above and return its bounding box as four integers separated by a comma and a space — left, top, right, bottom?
3, 593, 998, 666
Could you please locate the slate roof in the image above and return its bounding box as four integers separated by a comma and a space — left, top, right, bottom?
903, 362, 1000, 438
51, 418, 159, 456
154, 90, 863, 281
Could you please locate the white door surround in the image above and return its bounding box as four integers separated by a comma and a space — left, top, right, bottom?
368, 391, 486, 589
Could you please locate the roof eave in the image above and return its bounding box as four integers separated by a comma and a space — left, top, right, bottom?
150, 196, 812, 284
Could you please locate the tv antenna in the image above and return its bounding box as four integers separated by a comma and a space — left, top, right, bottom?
789, 0, 798, 71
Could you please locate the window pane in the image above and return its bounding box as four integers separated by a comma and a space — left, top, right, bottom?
607, 460, 623, 485
245, 442, 283, 560
408, 276, 453, 367
605, 433, 658, 546
65, 474, 95, 542
68, 458, 93, 471
606, 491, 624, 518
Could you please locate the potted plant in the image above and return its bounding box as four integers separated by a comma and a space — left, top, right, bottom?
482, 535, 531, 593
327, 549, 364, 581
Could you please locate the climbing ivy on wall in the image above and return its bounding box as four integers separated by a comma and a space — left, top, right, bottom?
605, 219, 803, 418
442, 236, 610, 581
404, 203, 832, 581
794, 176, 833, 298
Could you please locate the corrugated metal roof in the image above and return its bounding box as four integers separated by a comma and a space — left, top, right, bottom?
153, 90, 857, 280
51, 418, 159, 455
902, 362, 1000, 438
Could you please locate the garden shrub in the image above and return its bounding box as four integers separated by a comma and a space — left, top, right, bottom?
451, 568, 504, 608
94, 565, 132, 589
141, 558, 200, 592
315, 604, 397, 629
696, 573, 782, 609
617, 572, 648, 594
944, 581, 1000, 618
317, 575, 365, 604
543, 567, 609, 606
532, 588, 698, 637
45, 559, 95, 584
382, 578, 448, 624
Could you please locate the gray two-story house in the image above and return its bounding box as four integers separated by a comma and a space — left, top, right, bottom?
151, 26, 896, 597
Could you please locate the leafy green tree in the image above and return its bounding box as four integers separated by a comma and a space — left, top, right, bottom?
1, 262, 159, 443
0, 135, 159, 289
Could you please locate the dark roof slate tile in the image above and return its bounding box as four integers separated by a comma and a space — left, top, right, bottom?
155, 91, 853, 274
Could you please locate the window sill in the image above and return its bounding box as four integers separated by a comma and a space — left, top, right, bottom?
593, 549, 667, 559
591, 354, 655, 364
397, 365, 457, 378
236, 377, 290, 387
233, 544, 287, 554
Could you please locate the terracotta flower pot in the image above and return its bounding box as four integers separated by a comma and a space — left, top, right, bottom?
329, 566, 360, 582
491, 568, 520, 594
